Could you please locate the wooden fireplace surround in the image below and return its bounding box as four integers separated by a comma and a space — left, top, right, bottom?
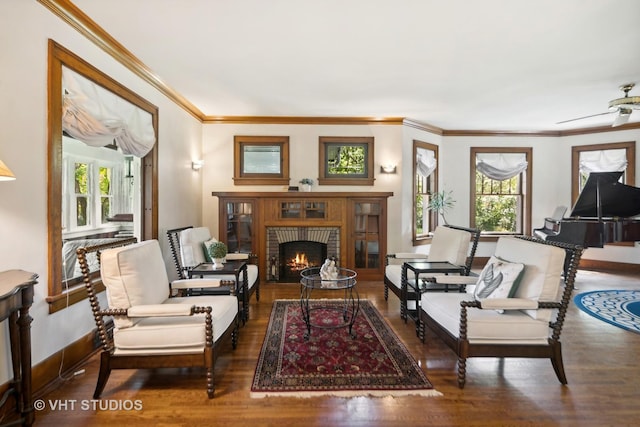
212, 192, 393, 281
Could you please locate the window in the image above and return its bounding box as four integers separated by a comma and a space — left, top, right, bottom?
571, 141, 635, 202
471, 147, 532, 235
63, 155, 119, 234
233, 135, 290, 185
318, 136, 374, 185
413, 140, 439, 244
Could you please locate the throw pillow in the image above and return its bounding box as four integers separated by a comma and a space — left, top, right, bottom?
202, 238, 219, 262
474, 256, 525, 301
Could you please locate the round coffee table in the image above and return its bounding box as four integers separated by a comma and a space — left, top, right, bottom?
299, 267, 359, 339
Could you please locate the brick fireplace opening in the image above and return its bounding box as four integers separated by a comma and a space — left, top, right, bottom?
266, 227, 340, 282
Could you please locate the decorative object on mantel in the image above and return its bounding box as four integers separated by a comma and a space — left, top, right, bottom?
299, 178, 314, 192
207, 241, 228, 269
427, 190, 456, 225
251, 299, 440, 398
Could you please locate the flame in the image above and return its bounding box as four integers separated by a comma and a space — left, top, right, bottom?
288, 252, 309, 270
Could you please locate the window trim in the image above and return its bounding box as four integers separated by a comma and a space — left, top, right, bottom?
571, 141, 636, 203
412, 140, 439, 245
318, 136, 375, 185
470, 147, 532, 235
233, 135, 290, 185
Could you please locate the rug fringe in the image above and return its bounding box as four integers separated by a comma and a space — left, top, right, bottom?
250, 389, 443, 399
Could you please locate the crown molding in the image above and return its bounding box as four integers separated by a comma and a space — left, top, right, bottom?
39, 0, 640, 136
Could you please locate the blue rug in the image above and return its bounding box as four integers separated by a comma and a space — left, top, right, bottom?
574, 290, 640, 334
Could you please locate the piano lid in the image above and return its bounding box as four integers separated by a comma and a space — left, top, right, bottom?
570, 171, 640, 218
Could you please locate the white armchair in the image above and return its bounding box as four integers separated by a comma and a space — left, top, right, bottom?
77, 238, 239, 399
419, 235, 583, 388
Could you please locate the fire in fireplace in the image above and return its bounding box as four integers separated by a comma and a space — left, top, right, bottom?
279, 240, 327, 282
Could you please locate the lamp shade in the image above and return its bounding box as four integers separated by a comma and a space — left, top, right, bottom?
0, 159, 16, 181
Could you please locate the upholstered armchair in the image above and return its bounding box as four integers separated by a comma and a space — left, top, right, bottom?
419, 235, 583, 388
384, 225, 480, 321
77, 238, 239, 399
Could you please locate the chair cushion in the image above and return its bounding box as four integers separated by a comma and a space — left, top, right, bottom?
113, 295, 238, 355
421, 292, 551, 345
428, 226, 471, 266
179, 227, 212, 268
384, 264, 417, 290
474, 256, 524, 300
101, 240, 170, 328
494, 237, 565, 321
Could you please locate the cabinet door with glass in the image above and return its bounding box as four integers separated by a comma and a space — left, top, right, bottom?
221, 199, 256, 254
349, 198, 386, 278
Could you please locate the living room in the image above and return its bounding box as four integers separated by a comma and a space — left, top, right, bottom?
1, 1, 640, 426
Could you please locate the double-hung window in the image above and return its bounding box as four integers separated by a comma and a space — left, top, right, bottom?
471, 147, 532, 235
413, 140, 439, 244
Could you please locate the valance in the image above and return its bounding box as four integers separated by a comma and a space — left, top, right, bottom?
62, 67, 155, 157
579, 149, 627, 174
416, 147, 437, 177
476, 152, 527, 181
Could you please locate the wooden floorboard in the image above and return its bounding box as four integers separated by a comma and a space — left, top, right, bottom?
33, 270, 640, 426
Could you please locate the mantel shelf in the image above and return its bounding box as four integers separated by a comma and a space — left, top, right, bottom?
212, 191, 393, 198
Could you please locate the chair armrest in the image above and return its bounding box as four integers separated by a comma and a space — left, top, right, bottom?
431, 275, 478, 285
128, 304, 195, 317
476, 298, 539, 311
171, 278, 228, 289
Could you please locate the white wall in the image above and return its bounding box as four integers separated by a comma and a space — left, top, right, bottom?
0, 1, 202, 385
201, 123, 403, 243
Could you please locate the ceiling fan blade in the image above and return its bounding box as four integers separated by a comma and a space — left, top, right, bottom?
556, 111, 614, 124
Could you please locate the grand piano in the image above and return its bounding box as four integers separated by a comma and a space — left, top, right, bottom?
533, 171, 640, 247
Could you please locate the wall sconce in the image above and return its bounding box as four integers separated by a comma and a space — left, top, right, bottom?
191, 160, 204, 171
0, 159, 16, 181
380, 164, 397, 174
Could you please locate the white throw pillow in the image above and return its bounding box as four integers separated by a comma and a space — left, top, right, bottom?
474, 256, 525, 301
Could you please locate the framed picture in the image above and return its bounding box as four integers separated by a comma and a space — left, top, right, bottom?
233, 135, 290, 185
318, 136, 374, 185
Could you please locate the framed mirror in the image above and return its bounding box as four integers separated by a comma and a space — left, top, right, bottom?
318, 136, 374, 185
233, 135, 290, 185
47, 40, 158, 313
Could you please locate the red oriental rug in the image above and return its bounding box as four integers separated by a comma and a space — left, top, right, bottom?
251, 299, 440, 398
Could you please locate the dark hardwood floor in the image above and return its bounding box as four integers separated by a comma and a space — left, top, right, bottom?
33, 269, 640, 426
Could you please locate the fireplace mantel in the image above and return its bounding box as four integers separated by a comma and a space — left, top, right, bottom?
213, 191, 393, 281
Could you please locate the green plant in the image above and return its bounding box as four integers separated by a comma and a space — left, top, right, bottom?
299, 178, 314, 185
208, 241, 228, 259
427, 190, 456, 225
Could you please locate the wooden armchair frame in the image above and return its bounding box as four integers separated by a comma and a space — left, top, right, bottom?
77, 238, 238, 399
419, 235, 583, 388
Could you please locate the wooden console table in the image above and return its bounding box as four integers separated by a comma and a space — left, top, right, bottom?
0, 270, 37, 427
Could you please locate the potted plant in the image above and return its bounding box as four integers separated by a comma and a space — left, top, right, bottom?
208, 241, 228, 269
427, 190, 456, 225
299, 178, 314, 192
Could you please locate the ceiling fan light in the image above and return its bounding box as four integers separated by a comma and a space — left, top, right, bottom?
612, 109, 631, 127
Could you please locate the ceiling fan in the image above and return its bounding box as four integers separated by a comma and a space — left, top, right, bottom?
557, 83, 640, 127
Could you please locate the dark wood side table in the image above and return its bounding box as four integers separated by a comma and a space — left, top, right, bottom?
188, 260, 249, 323
401, 261, 465, 334
0, 270, 37, 427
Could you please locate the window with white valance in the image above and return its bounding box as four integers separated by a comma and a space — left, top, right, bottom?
578, 148, 627, 174
413, 141, 439, 242
476, 152, 528, 181
62, 67, 156, 157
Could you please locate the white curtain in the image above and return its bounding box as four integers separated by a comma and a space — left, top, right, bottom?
416, 147, 437, 177
476, 152, 527, 180
579, 149, 627, 174
62, 67, 156, 158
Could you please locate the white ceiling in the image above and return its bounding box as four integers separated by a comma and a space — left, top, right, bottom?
71, 0, 640, 131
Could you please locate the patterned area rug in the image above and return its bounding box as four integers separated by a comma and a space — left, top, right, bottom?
574, 290, 640, 334
251, 299, 440, 398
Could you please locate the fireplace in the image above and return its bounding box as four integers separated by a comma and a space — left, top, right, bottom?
266, 227, 340, 282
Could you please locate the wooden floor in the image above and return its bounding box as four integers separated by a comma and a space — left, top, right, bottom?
34, 269, 640, 426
